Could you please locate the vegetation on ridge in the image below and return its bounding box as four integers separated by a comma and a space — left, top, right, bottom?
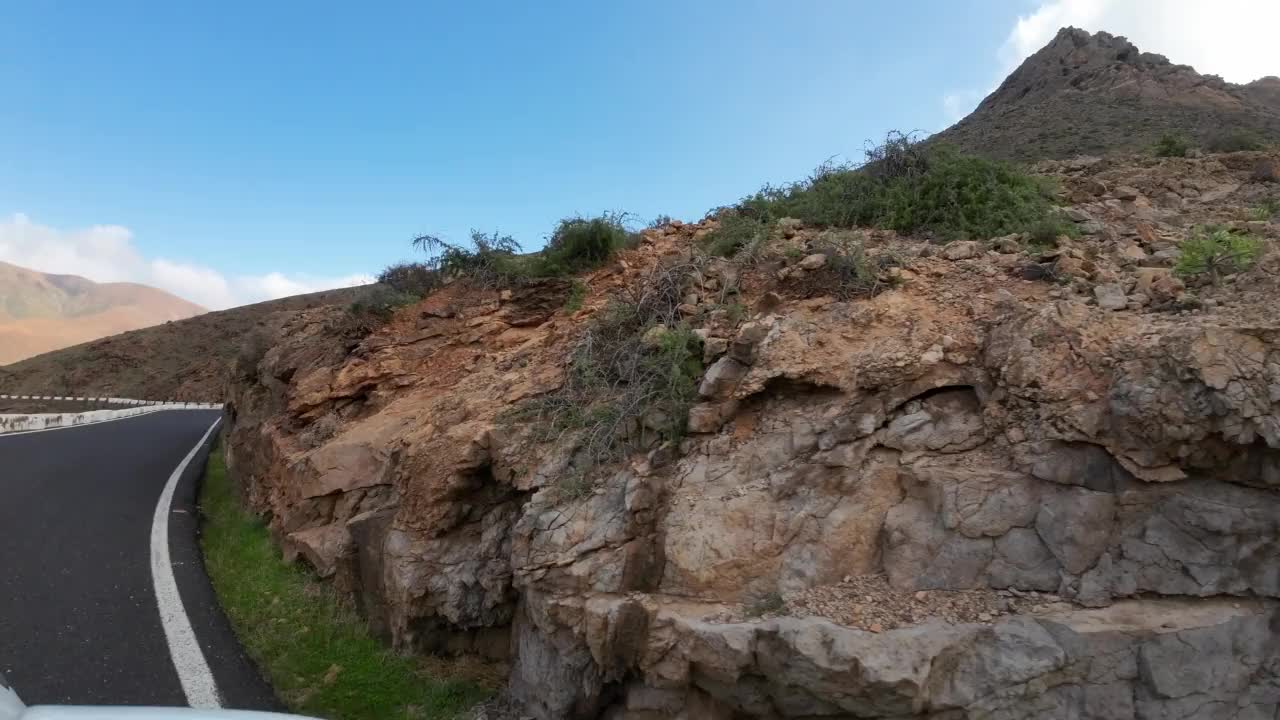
349, 213, 638, 327
408, 212, 635, 287
702, 132, 1062, 255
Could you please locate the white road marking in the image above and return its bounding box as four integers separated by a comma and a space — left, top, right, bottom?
150, 417, 223, 709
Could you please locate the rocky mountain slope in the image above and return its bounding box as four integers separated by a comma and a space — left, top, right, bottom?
935, 27, 1280, 162
0, 260, 206, 364
0, 286, 364, 400
225, 148, 1280, 719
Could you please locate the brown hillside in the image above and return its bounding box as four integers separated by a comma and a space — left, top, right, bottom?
0, 285, 366, 401
935, 27, 1280, 162
0, 260, 207, 364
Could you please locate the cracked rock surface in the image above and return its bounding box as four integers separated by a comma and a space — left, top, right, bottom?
226, 149, 1280, 718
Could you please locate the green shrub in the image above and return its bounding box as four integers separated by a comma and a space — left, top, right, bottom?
410, 213, 629, 286
725, 134, 1058, 240
875, 149, 1058, 239
538, 213, 630, 274
1153, 133, 1192, 157
793, 234, 897, 301
1206, 130, 1265, 153
1026, 213, 1078, 249
348, 285, 419, 324
723, 299, 747, 324
512, 261, 704, 479
1174, 226, 1264, 283
703, 213, 770, 258
377, 261, 438, 296
412, 230, 523, 287
563, 279, 588, 313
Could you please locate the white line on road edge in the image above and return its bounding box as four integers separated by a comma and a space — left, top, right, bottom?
151, 417, 223, 709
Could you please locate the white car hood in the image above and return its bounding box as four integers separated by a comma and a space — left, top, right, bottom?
2, 678, 304, 720
19, 709, 302, 719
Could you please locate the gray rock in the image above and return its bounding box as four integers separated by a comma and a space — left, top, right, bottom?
1034, 486, 1115, 575
988, 528, 1062, 591
687, 401, 738, 434
1093, 283, 1128, 310
797, 253, 827, 271
942, 240, 981, 260
698, 357, 748, 399
1065, 207, 1095, 223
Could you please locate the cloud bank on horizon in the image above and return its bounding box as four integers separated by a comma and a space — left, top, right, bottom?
0, 213, 372, 310
944, 0, 1280, 122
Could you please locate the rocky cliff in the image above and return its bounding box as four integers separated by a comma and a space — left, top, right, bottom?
935, 28, 1280, 162
225, 149, 1280, 718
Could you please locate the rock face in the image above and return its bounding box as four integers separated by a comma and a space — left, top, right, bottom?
224, 152, 1280, 716
935, 28, 1280, 162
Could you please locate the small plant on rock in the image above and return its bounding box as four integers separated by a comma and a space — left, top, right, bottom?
1174, 226, 1264, 284
745, 591, 787, 618
1153, 133, 1192, 158
1025, 213, 1077, 250
1247, 197, 1280, 221
790, 233, 895, 300
563, 279, 588, 313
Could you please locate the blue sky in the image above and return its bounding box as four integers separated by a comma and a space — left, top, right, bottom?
2, 1, 1274, 308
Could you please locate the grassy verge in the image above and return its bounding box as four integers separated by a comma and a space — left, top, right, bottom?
199, 440, 497, 719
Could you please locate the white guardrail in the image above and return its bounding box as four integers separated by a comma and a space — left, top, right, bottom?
0, 394, 223, 434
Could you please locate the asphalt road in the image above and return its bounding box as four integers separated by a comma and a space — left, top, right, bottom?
0, 409, 280, 711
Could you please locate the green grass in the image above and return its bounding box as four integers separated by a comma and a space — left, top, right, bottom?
199, 443, 495, 719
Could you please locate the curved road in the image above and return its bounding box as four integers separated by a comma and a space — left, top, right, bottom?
0, 410, 279, 711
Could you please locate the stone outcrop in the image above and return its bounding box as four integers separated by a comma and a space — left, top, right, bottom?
224, 149, 1280, 718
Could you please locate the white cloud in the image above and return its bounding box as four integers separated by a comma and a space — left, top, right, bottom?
0, 213, 372, 310
943, 0, 1280, 121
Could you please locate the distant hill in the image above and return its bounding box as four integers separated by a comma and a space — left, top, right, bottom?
0, 285, 366, 401
934, 27, 1280, 162
0, 260, 207, 364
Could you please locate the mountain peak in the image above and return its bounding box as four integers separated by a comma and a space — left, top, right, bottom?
935, 27, 1280, 162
